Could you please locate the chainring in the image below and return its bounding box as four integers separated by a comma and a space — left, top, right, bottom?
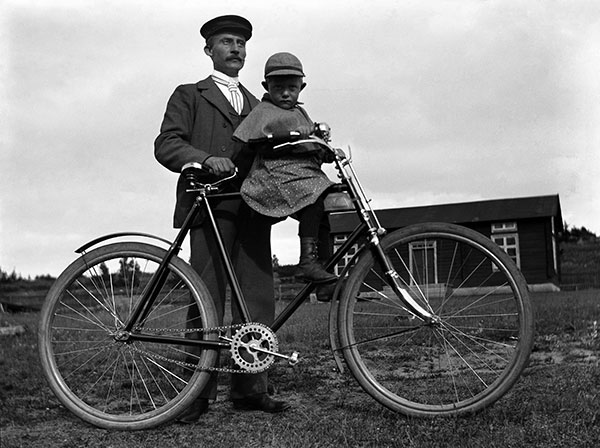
229, 323, 279, 373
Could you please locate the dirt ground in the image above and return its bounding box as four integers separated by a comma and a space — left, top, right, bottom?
1, 304, 599, 448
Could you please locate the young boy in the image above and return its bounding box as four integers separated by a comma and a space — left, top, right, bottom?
233, 52, 336, 284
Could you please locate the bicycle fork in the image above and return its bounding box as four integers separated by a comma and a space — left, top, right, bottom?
371, 238, 438, 325
338, 158, 438, 325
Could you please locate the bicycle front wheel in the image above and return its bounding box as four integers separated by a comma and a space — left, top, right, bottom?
38, 242, 218, 430
338, 223, 533, 417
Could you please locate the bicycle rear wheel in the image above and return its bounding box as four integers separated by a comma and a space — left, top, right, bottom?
38, 242, 218, 430
338, 223, 533, 417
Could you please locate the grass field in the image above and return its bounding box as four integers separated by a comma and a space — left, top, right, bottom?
0, 289, 599, 448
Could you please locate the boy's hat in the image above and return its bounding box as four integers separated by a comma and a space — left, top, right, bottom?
264, 52, 305, 78
200, 15, 252, 41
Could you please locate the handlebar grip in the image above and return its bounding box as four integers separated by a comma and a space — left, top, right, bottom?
313, 122, 331, 141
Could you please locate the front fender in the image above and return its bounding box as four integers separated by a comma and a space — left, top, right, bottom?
328, 240, 370, 374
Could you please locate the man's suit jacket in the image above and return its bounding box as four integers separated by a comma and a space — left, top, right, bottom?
155, 77, 260, 227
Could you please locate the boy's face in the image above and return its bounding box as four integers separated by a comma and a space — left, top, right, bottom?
263, 76, 305, 109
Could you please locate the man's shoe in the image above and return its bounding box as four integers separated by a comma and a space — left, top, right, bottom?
232, 393, 290, 413
176, 398, 209, 424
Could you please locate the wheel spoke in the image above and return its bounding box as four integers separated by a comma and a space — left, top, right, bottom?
339, 224, 533, 416
39, 243, 218, 429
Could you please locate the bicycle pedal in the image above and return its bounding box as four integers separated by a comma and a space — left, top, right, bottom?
288, 351, 299, 366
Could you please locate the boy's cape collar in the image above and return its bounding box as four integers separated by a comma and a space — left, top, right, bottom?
233, 98, 308, 143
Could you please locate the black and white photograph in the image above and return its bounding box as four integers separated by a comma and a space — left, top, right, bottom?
1, 1, 599, 447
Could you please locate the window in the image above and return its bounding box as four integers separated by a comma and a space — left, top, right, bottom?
491, 222, 517, 233
491, 222, 520, 269
409, 240, 438, 284
333, 235, 358, 276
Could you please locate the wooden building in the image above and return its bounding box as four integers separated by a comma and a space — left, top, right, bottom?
328, 194, 563, 291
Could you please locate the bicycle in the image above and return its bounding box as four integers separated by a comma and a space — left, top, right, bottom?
38, 125, 534, 430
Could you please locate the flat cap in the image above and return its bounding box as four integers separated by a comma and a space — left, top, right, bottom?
264, 52, 305, 78
200, 15, 252, 41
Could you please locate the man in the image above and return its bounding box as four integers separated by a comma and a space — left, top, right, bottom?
154, 15, 289, 421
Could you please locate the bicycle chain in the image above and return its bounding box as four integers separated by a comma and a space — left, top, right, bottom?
135, 322, 245, 335
131, 323, 269, 374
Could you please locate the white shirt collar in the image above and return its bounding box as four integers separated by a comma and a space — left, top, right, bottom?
212, 70, 239, 84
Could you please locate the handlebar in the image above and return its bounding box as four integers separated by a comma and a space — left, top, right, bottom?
272, 136, 347, 161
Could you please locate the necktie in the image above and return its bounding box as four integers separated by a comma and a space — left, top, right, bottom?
212, 76, 243, 114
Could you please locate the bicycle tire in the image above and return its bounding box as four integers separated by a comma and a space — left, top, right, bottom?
338, 222, 534, 417
38, 242, 218, 430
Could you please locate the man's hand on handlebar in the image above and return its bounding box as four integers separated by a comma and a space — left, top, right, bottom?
182, 159, 238, 192
202, 156, 236, 176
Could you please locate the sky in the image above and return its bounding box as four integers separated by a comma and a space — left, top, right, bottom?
1, 0, 599, 277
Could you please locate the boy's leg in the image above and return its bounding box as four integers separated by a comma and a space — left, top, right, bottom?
297, 199, 324, 239
296, 197, 337, 284
317, 205, 332, 261
316, 212, 337, 301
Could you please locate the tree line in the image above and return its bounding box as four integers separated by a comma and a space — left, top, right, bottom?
0, 267, 55, 284
561, 223, 598, 243
1, 224, 597, 286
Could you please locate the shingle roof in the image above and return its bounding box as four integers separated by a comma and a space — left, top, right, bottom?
329, 194, 563, 233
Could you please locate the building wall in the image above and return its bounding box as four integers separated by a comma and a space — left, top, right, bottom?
519, 219, 555, 284
330, 217, 560, 288
448, 218, 558, 286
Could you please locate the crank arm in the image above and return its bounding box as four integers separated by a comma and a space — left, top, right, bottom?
258, 347, 300, 365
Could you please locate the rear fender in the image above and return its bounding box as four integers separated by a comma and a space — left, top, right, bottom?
75, 232, 173, 254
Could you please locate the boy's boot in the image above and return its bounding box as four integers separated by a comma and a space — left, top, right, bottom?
297, 237, 337, 284
316, 282, 335, 302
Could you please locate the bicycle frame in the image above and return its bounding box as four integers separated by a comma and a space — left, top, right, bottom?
41, 132, 534, 427
105, 187, 365, 352
76, 137, 435, 353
